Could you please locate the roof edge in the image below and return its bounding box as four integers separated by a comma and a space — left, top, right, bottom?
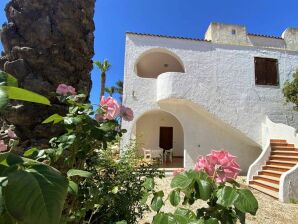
126, 32, 209, 42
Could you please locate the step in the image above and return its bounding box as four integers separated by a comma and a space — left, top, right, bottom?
271, 143, 295, 147
253, 175, 280, 184
249, 184, 279, 198
263, 165, 290, 172
266, 160, 296, 167
271, 151, 298, 156
270, 155, 298, 162
249, 180, 279, 192
259, 170, 282, 178
271, 146, 296, 151
270, 139, 287, 143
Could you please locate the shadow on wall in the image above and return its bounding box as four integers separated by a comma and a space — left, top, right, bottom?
134, 110, 184, 157
158, 101, 262, 175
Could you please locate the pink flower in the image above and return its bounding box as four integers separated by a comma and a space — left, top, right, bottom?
173, 168, 185, 176
100, 96, 120, 120
56, 84, 76, 96
67, 85, 76, 95
194, 150, 240, 183
120, 106, 134, 121
7, 129, 17, 139
0, 140, 8, 152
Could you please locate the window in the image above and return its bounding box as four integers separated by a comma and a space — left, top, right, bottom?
254, 57, 279, 86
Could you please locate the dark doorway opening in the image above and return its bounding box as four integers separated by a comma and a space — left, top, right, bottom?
159, 127, 173, 150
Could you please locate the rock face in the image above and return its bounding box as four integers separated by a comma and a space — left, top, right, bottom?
0, 0, 95, 147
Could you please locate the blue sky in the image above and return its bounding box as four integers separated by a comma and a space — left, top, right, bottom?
1, 0, 298, 105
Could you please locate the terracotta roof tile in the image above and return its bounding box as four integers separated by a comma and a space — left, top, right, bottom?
248, 33, 283, 40
126, 32, 209, 42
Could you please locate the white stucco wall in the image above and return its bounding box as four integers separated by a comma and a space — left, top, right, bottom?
121, 28, 298, 174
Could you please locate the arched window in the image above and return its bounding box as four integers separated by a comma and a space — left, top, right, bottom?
135, 49, 185, 78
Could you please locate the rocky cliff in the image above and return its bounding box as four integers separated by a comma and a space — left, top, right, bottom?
0, 0, 95, 147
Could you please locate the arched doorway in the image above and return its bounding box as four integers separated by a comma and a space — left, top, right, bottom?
135, 110, 184, 168
135, 49, 185, 78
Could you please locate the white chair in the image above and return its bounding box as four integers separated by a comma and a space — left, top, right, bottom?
143, 148, 152, 160
164, 148, 173, 163
143, 148, 163, 164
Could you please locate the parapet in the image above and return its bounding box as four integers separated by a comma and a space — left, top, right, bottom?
205, 22, 298, 51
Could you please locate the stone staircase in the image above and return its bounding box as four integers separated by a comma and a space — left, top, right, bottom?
249, 139, 298, 198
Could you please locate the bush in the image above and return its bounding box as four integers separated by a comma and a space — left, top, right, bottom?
283, 70, 298, 110
0, 79, 164, 224
149, 150, 258, 224
81, 143, 164, 224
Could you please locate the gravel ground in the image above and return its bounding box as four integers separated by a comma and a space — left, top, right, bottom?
139, 177, 298, 224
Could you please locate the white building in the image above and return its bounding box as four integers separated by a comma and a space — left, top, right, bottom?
121, 22, 298, 202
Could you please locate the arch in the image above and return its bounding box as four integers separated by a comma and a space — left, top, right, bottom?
135, 48, 185, 78
133, 109, 184, 167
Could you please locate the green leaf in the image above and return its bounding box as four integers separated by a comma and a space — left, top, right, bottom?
171, 172, 193, 189
6, 74, 18, 87
0, 88, 8, 111
234, 189, 258, 215
216, 186, 239, 208
67, 169, 92, 178
152, 213, 176, 224
23, 148, 39, 158
68, 180, 78, 195
174, 208, 196, 223
115, 221, 127, 224
1, 86, 50, 105
205, 218, 219, 224
0, 152, 23, 167
198, 180, 212, 200
140, 192, 149, 205
4, 164, 68, 224
43, 114, 63, 124
151, 191, 164, 212
169, 190, 180, 206
0, 71, 18, 87
143, 177, 154, 190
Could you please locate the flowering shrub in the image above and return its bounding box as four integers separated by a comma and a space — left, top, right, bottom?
194, 150, 240, 183
0, 78, 163, 224
150, 151, 258, 224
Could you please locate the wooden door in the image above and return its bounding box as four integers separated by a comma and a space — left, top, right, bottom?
159, 127, 173, 150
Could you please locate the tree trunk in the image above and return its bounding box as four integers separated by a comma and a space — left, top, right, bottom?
100, 73, 106, 99
0, 0, 95, 148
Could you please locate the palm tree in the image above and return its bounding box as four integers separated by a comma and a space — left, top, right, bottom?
115, 80, 123, 102
105, 86, 116, 97
94, 60, 111, 99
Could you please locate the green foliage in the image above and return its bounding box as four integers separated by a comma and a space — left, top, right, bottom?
283, 70, 298, 110
0, 71, 50, 110
0, 153, 68, 224
151, 170, 258, 224
81, 147, 163, 224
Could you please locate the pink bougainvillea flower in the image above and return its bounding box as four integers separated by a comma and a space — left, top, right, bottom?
120, 106, 134, 121
56, 84, 77, 96
100, 96, 120, 120
7, 129, 17, 139
67, 85, 77, 95
173, 168, 185, 176
194, 150, 240, 183
0, 140, 8, 152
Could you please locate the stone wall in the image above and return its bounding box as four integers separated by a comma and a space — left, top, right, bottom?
0, 0, 95, 147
